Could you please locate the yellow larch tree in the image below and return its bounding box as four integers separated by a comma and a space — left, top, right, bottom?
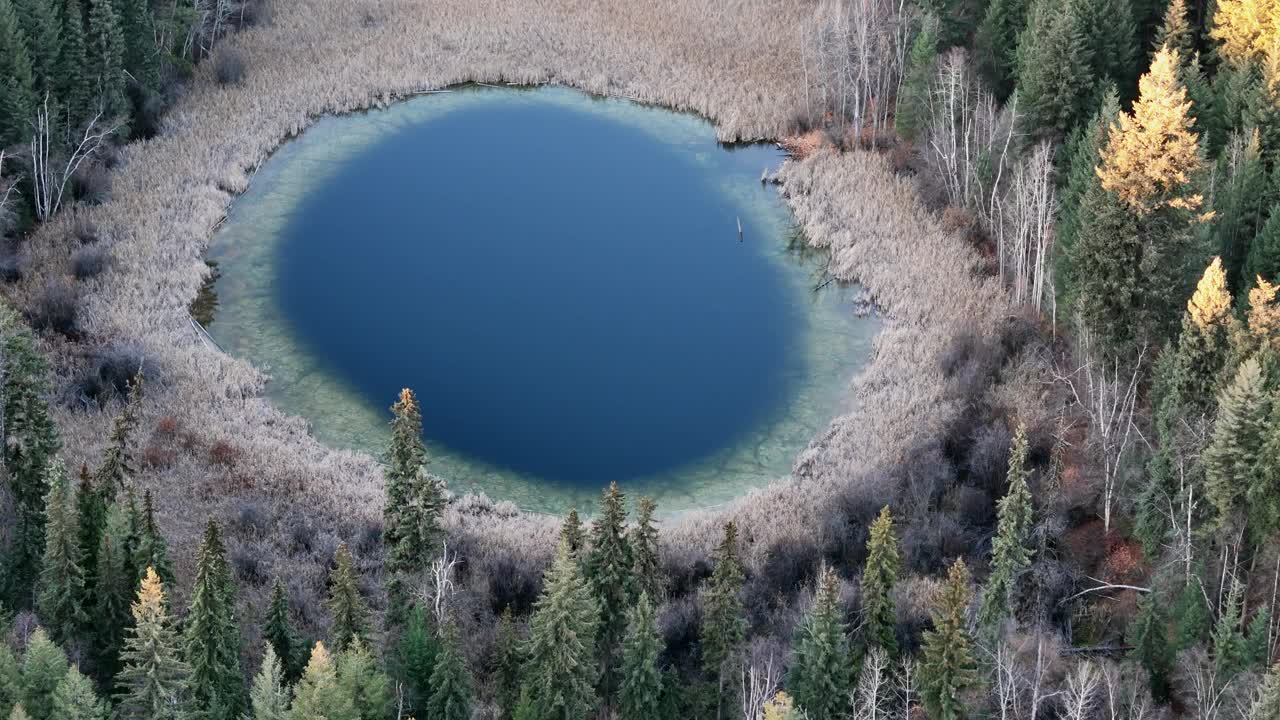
1211, 0, 1280, 66
1097, 46, 1205, 216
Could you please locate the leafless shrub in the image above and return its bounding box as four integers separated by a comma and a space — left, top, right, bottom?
231, 500, 268, 536
71, 162, 112, 205
232, 545, 268, 585
72, 345, 150, 407
71, 245, 110, 280
658, 595, 702, 662
215, 49, 247, 85
0, 242, 24, 283
28, 96, 121, 222
28, 280, 80, 338
208, 440, 242, 467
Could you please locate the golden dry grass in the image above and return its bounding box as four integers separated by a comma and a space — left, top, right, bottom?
8, 0, 1026, 626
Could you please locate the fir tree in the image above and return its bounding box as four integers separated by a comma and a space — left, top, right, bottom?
137, 489, 173, 584
85, 0, 125, 120
36, 459, 87, 643
327, 544, 368, 653
1154, 0, 1194, 57
50, 666, 104, 720
384, 465, 444, 628
94, 382, 139, 499
1209, 130, 1270, 291
75, 465, 106, 602
1174, 572, 1212, 650
20, 629, 68, 720
0, 0, 35, 145
1015, 0, 1095, 138
249, 645, 289, 720
396, 604, 439, 713
618, 593, 663, 720
336, 640, 390, 720
288, 643, 356, 720
91, 505, 135, 680
558, 509, 585, 558
55, 0, 89, 127
586, 482, 633, 704
860, 506, 899, 656
264, 577, 303, 684
1056, 85, 1121, 309
701, 522, 746, 716
1127, 591, 1170, 699
920, 559, 977, 720
1247, 206, 1280, 285
1214, 579, 1249, 676
519, 540, 600, 720
1246, 606, 1273, 668
979, 424, 1036, 633
490, 608, 522, 720
426, 622, 471, 720
977, 0, 1029, 97
1204, 357, 1270, 531
1251, 662, 1280, 719
787, 567, 850, 720
630, 497, 663, 603
184, 520, 244, 720
895, 21, 937, 142
1, 310, 61, 609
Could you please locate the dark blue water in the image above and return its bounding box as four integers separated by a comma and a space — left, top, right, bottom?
274, 98, 802, 486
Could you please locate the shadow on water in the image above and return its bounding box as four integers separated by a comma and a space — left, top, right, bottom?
206, 85, 879, 514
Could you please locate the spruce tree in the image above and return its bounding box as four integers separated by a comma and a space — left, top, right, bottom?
327, 544, 368, 653
490, 608, 522, 719
1203, 357, 1269, 531
1214, 579, 1249, 676
0, 0, 35, 145
94, 384, 139, 499
920, 559, 978, 720
558, 509, 585, 557
895, 22, 937, 142
1174, 572, 1212, 650
20, 629, 68, 720
1248, 206, 1280, 285
519, 540, 600, 720
978, 424, 1036, 633
55, 0, 88, 128
586, 482, 633, 705
1246, 606, 1273, 668
1127, 591, 1170, 699
264, 577, 303, 684
1056, 85, 1121, 308
1251, 662, 1280, 719
426, 622, 471, 720
630, 497, 663, 603
861, 505, 900, 656
396, 604, 439, 713
336, 640, 390, 720
85, 0, 125, 120
384, 388, 426, 535
36, 458, 87, 643
787, 567, 850, 720
184, 520, 244, 720
618, 593, 663, 720
1, 310, 61, 609
75, 465, 106, 602
1015, 0, 1095, 138
1209, 131, 1270, 291
50, 666, 104, 720
384, 465, 444, 628
249, 645, 289, 720
92, 501, 138, 679
288, 643, 356, 720
137, 489, 173, 584
701, 522, 746, 716
115, 0, 158, 92
977, 0, 1029, 97
14, 0, 60, 102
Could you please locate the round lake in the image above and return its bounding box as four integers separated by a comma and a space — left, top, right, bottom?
207, 86, 877, 514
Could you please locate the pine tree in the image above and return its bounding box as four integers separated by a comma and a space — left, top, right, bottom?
396, 604, 439, 713
519, 540, 600, 720
55, 0, 89, 128
558, 509, 585, 557
586, 482, 633, 705
249, 645, 289, 720
788, 567, 850, 720
1214, 578, 1249, 676
895, 22, 937, 142
861, 505, 900, 656
490, 608, 522, 719
1211, 0, 1279, 67
288, 643, 356, 720
327, 544, 368, 653
264, 577, 303, 684
37, 459, 87, 643
1251, 662, 1280, 719
116, 590, 194, 720
0, 0, 35, 145
977, 0, 1029, 97
1, 310, 61, 609
85, 0, 125, 120
425, 622, 471, 720
1209, 131, 1270, 291
336, 640, 390, 720
978, 424, 1036, 633
20, 629, 68, 720
701, 522, 746, 717
1127, 591, 1170, 699
1204, 357, 1270, 531
1015, 0, 1096, 138
618, 593, 663, 720
630, 497, 663, 603
184, 520, 244, 720
920, 559, 978, 720
50, 666, 104, 720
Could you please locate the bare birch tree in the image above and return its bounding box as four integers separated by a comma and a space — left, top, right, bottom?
851, 648, 892, 720
1061, 661, 1102, 720
996, 139, 1057, 312
29, 95, 120, 222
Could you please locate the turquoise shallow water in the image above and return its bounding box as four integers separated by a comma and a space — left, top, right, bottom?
207, 86, 878, 514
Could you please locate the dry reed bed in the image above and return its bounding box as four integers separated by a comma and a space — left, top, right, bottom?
16, 0, 1015, 614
